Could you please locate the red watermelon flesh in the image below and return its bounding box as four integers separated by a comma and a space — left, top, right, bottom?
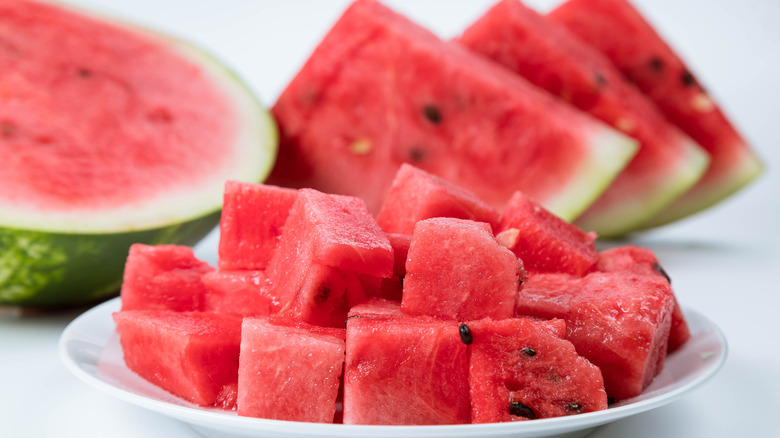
457, 0, 708, 237
200, 270, 273, 316
263, 188, 393, 318
401, 217, 522, 321
497, 191, 597, 276
0, 0, 249, 223
343, 314, 470, 425
549, 0, 763, 226
595, 245, 690, 352
348, 297, 404, 319
112, 310, 242, 408
468, 317, 607, 422
237, 317, 345, 422
378, 233, 412, 301
376, 163, 500, 235
218, 181, 297, 270
516, 271, 675, 400
269, 0, 638, 221
119, 244, 214, 312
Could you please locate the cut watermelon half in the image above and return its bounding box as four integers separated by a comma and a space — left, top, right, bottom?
0, 0, 277, 307
549, 0, 763, 227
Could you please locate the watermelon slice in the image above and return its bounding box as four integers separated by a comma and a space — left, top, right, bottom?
468, 317, 608, 422
237, 317, 345, 422
343, 313, 470, 424
457, 0, 709, 237
113, 310, 243, 408
0, 0, 277, 307
401, 218, 522, 321
269, 0, 638, 221
549, 0, 764, 226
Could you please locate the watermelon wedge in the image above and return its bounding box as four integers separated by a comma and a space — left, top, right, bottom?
549, 0, 763, 226
457, 0, 709, 237
0, 0, 277, 307
269, 0, 638, 221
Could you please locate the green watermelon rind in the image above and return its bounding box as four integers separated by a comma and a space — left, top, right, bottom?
575, 136, 711, 237
544, 126, 639, 222
639, 147, 764, 228
0, 5, 278, 307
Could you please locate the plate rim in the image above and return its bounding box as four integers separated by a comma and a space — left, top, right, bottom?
59, 297, 728, 437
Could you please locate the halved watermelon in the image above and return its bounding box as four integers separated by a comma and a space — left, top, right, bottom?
269, 0, 638, 220
549, 0, 763, 226
457, 0, 709, 237
0, 0, 277, 307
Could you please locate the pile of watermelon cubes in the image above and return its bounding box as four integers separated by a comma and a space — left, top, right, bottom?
113, 163, 689, 424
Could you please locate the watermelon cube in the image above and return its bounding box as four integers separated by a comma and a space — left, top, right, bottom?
468, 317, 607, 422
343, 314, 470, 424
497, 191, 597, 276
112, 310, 242, 408
457, 0, 708, 237
120, 244, 214, 312
201, 270, 273, 316
517, 271, 675, 400
269, 0, 637, 220
401, 217, 522, 321
237, 317, 345, 422
595, 245, 690, 352
549, 0, 763, 226
375, 163, 500, 235
217, 180, 298, 270
264, 188, 393, 325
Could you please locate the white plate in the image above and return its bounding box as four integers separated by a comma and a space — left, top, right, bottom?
59, 298, 726, 438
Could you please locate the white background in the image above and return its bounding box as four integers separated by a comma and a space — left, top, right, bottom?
1, 1, 779, 437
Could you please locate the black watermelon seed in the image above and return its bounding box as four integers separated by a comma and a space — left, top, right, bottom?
408, 146, 426, 162
458, 323, 473, 345
653, 261, 671, 284
520, 347, 536, 357
648, 56, 664, 73
594, 73, 608, 87
509, 401, 535, 419
566, 402, 584, 414
681, 70, 696, 87
315, 286, 331, 304
423, 104, 442, 124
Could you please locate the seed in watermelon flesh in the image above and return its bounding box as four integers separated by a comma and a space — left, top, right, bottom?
497, 191, 598, 276
518, 271, 675, 400
401, 217, 522, 321
237, 317, 345, 422
218, 181, 298, 271
457, 0, 709, 237
119, 244, 214, 312
201, 269, 273, 317
269, 0, 638, 221
376, 164, 500, 235
468, 317, 607, 423
595, 245, 691, 352
549, 0, 764, 226
343, 313, 470, 425
0, 0, 277, 308
112, 310, 243, 408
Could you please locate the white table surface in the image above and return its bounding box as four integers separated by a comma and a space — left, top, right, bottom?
2, 1, 778, 437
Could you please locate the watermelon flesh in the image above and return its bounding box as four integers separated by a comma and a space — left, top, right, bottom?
217, 181, 297, 271
269, 0, 638, 221
201, 270, 273, 317
344, 312, 470, 425
378, 233, 412, 301
468, 317, 607, 422
496, 191, 598, 276
457, 0, 709, 237
518, 271, 675, 400
376, 163, 500, 235
549, 0, 763, 226
119, 244, 214, 312
112, 310, 243, 408
237, 317, 345, 422
401, 217, 522, 321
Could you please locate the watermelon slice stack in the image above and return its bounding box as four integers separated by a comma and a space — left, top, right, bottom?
112, 163, 692, 423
